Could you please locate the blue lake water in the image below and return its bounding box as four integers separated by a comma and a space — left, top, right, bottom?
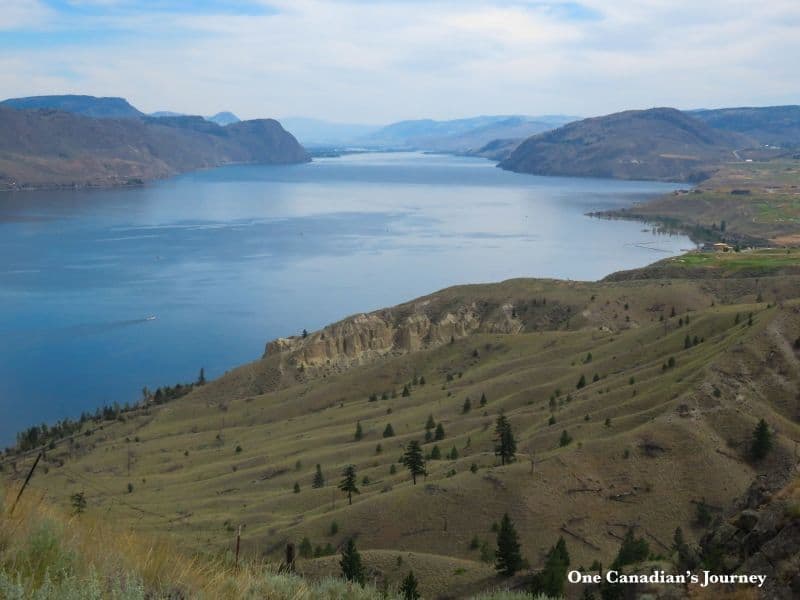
0, 152, 690, 444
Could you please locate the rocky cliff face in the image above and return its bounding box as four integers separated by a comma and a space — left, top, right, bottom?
264, 298, 524, 374
699, 477, 800, 599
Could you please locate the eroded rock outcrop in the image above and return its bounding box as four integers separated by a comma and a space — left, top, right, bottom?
264, 298, 523, 374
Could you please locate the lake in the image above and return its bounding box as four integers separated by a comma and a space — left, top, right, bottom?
0, 152, 690, 444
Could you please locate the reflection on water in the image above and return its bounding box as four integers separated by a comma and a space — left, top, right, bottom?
0, 152, 689, 443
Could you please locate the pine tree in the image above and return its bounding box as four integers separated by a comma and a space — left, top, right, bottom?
402, 384, 411, 397
434, 422, 445, 440
383, 423, 395, 438
197, 367, 206, 385
340, 538, 365, 585
425, 414, 436, 430
462, 397, 472, 413
695, 499, 712, 527
495, 513, 523, 576
532, 536, 570, 597
577, 374, 586, 389
312, 464, 325, 488
559, 430, 572, 447
338, 464, 360, 505
399, 570, 421, 600
354, 421, 363, 441
480, 392, 487, 407
614, 528, 649, 567
71, 491, 87, 514
494, 414, 517, 465
401, 440, 426, 484
293, 482, 300, 493
750, 419, 772, 460
430, 445, 441, 460
299, 537, 313, 558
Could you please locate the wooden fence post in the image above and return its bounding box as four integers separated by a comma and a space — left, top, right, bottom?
235, 525, 241, 569
9, 452, 42, 516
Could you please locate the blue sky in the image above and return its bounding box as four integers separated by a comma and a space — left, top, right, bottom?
1, 0, 798, 123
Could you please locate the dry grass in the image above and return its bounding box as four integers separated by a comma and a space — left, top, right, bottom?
0, 488, 401, 599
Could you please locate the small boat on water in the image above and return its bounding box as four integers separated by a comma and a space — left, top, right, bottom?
145, 315, 157, 321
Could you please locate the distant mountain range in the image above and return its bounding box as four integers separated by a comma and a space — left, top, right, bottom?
498, 107, 753, 182
3, 94, 800, 188
0, 96, 308, 190
280, 114, 578, 152
150, 110, 241, 126
689, 105, 800, 148
0, 95, 242, 126
0, 95, 143, 119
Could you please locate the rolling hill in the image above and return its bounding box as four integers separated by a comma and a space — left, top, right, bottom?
4, 248, 799, 598
0, 94, 144, 119
0, 106, 309, 189
690, 105, 800, 148
498, 108, 752, 182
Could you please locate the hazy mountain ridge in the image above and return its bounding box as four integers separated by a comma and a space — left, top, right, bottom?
0, 94, 143, 119
0, 106, 309, 189
356, 114, 577, 152
499, 107, 753, 182
690, 105, 800, 148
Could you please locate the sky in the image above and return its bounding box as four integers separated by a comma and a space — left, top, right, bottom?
1, 0, 798, 124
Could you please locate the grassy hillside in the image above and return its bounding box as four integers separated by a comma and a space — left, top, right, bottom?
597, 158, 800, 246
3, 249, 799, 597
499, 107, 751, 182
690, 105, 800, 149
0, 107, 309, 190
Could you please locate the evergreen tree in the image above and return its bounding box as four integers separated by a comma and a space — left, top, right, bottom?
750, 419, 772, 460
494, 414, 517, 465
695, 498, 712, 527
430, 445, 441, 460
70, 491, 87, 515
401, 440, 426, 484
495, 513, 523, 576
462, 397, 472, 413
197, 367, 206, 385
340, 538, 365, 585
559, 430, 572, 447
299, 537, 313, 558
480, 392, 488, 407
354, 421, 363, 441
425, 414, 436, 430
383, 423, 395, 438
312, 463, 325, 488
402, 384, 411, 397
577, 374, 587, 389
338, 464, 360, 505
399, 570, 421, 600
532, 537, 570, 597
293, 482, 301, 494
434, 422, 445, 441
614, 529, 649, 567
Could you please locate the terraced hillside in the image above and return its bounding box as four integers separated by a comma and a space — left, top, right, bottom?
3, 250, 800, 597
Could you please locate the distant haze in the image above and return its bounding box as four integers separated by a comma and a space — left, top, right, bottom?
1, 1, 798, 122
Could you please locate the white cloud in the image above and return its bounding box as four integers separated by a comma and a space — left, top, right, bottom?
1, 0, 799, 121
0, 0, 52, 30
